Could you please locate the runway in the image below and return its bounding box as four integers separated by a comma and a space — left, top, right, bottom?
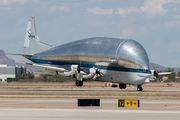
0, 82, 179, 119
0, 108, 180, 120
0, 99, 180, 120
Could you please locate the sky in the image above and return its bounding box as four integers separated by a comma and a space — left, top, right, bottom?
0, 0, 180, 68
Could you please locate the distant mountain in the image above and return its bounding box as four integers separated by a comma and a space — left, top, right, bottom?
149, 62, 180, 72
149, 62, 168, 71
0, 49, 43, 72
0, 50, 15, 66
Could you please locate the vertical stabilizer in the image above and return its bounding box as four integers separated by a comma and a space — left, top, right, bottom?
23, 16, 52, 55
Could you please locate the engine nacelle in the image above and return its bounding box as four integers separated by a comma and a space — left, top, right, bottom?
89, 68, 96, 74
71, 65, 79, 71
82, 68, 95, 80
58, 65, 103, 81
58, 65, 78, 76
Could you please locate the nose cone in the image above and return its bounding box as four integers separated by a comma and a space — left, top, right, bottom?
116, 40, 150, 69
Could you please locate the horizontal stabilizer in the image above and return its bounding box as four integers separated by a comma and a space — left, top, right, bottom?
6, 53, 33, 57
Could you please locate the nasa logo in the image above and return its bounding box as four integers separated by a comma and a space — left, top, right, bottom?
27, 31, 35, 43
28, 35, 35, 38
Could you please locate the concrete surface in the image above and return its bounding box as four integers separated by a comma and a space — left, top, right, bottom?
0, 99, 180, 120
0, 108, 180, 120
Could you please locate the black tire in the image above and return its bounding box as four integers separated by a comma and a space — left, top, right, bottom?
137, 87, 143, 91
119, 83, 126, 89
76, 80, 80, 86
79, 81, 83, 86
122, 84, 127, 89
119, 83, 122, 89
76, 80, 83, 86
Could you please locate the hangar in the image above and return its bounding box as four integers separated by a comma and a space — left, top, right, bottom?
0, 64, 26, 82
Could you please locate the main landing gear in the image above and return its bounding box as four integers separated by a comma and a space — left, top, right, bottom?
75, 80, 83, 86
119, 83, 143, 91
119, 83, 127, 89
137, 85, 143, 91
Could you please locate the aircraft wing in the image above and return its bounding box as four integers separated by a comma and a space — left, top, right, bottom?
158, 71, 177, 75
20, 62, 68, 72
20, 62, 95, 80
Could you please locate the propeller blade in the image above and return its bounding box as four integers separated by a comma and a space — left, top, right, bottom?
80, 61, 82, 67
77, 65, 83, 73
77, 73, 80, 79
153, 70, 158, 78
92, 66, 104, 80
96, 70, 101, 76
156, 73, 158, 78
93, 74, 98, 80
99, 65, 103, 70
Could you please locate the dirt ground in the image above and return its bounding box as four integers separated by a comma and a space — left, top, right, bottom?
0, 81, 180, 101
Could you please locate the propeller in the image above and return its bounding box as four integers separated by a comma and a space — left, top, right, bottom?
153, 70, 158, 78
93, 65, 103, 80
76, 61, 84, 79
153, 66, 158, 78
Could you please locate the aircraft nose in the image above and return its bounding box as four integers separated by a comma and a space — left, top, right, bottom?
116, 39, 150, 70
137, 73, 151, 78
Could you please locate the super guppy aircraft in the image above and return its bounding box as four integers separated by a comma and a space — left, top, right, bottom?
10, 16, 153, 91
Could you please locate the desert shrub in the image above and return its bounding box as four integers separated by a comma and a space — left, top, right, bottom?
17, 73, 73, 83
163, 79, 178, 82
26, 73, 34, 79
18, 79, 41, 83
35, 74, 73, 82
17, 73, 34, 80
47, 74, 72, 82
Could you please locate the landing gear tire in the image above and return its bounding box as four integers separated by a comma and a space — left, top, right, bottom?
79, 81, 83, 86
119, 83, 127, 89
75, 80, 83, 87
137, 85, 143, 91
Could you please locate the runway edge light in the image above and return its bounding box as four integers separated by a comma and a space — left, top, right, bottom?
118, 99, 139, 108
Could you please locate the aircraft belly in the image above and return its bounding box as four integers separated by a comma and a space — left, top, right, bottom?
119, 72, 149, 84
97, 70, 150, 85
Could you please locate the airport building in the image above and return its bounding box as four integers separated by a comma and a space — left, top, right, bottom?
0, 64, 26, 82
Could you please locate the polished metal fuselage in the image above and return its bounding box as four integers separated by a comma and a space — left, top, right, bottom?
27, 37, 151, 84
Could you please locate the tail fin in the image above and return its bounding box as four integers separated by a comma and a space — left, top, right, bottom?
23, 16, 52, 55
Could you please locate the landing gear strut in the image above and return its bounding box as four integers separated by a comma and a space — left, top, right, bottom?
119, 83, 126, 89
137, 85, 143, 91
75, 80, 83, 86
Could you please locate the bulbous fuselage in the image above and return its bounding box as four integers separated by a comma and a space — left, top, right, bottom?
28, 37, 151, 84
